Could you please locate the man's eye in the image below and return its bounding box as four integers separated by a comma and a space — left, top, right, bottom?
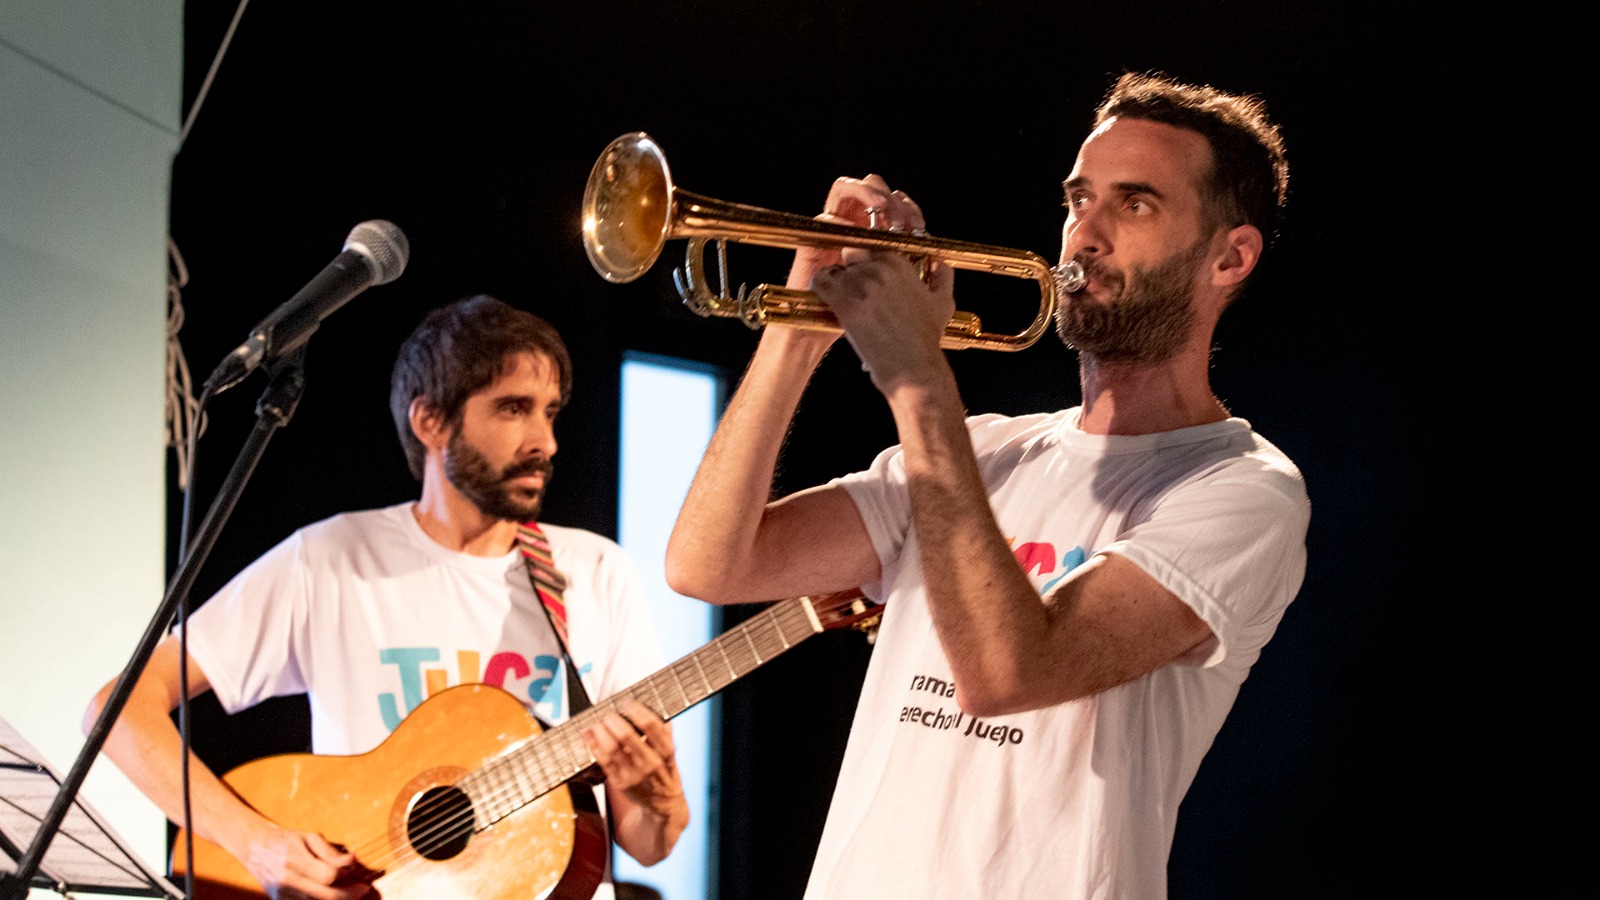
1062, 194, 1088, 211
1126, 197, 1151, 215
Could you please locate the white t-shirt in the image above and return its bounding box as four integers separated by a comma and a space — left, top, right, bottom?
805, 409, 1310, 900
186, 502, 664, 898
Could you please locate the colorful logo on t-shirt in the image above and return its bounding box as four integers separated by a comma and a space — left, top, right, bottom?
1011, 540, 1087, 594
375, 647, 592, 732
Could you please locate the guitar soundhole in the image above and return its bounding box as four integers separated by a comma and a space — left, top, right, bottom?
407, 785, 475, 861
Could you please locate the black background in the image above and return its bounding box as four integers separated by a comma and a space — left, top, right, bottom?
156, 1, 1467, 897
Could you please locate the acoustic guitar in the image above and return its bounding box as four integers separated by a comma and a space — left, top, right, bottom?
170, 590, 879, 899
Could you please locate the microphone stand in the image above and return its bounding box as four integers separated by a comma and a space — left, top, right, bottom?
0, 352, 308, 900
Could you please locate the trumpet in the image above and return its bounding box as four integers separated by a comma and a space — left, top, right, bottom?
580, 132, 1085, 352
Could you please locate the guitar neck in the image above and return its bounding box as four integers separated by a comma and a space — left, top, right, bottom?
466, 597, 826, 825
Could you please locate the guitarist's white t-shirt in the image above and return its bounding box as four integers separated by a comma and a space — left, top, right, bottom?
808, 408, 1309, 900
185, 502, 663, 896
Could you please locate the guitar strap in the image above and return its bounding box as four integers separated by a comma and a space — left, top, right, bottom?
515, 521, 617, 882
515, 521, 593, 715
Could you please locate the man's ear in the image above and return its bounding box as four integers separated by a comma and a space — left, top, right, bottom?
409, 398, 448, 452
1211, 224, 1263, 289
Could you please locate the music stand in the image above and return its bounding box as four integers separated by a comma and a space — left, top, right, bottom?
0, 718, 179, 899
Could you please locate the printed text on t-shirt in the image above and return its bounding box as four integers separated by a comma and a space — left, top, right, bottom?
901, 673, 1025, 747
376, 647, 592, 731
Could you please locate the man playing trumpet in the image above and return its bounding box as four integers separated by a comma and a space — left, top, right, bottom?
665, 71, 1309, 898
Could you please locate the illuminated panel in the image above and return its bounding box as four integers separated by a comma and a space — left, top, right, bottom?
614, 352, 724, 899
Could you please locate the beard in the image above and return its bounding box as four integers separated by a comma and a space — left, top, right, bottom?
1053, 237, 1209, 365
443, 431, 554, 523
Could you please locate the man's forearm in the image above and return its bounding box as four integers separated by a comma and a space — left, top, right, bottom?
609, 787, 689, 868
665, 328, 832, 602
884, 373, 1054, 714
94, 687, 272, 858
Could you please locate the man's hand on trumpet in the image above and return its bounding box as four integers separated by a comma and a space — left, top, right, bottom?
786, 174, 924, 289
801, 175, 957, 397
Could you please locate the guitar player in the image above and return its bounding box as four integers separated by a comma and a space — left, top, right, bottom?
84, 295, 689, 900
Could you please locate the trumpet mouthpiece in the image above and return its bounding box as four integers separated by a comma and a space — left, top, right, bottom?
1052, 261, 1086, 294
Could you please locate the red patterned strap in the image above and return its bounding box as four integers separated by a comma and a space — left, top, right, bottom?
515, 521, 570, 648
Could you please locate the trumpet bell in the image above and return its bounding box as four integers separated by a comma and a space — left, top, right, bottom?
582, 132, 673, 283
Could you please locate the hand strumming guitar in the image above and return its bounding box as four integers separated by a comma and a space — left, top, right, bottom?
228, 820, 377, 900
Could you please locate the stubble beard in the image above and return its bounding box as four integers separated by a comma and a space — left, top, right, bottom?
1053, 237, 1209, 366
443, 430, 553, 523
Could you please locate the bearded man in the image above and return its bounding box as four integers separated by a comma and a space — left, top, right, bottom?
87, 295, 688, 900
664, 71, 1309, 899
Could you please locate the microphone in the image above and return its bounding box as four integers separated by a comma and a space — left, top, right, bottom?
203, 219, 410, 394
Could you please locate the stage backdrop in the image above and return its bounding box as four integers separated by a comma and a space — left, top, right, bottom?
0, 2, 180, 895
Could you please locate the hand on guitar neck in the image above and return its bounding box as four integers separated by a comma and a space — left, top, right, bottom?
579, 696, 686, 867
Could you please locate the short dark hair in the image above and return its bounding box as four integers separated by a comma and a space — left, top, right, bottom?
1095, 71, 1289, 243
390, 294, 572, 480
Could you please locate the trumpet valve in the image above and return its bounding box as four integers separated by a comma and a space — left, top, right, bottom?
671, 266, 708, 315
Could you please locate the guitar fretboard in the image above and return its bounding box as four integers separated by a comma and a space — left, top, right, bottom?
460, 596, 826, 827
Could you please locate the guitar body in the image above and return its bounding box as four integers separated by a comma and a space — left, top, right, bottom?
172, 684, 607, 900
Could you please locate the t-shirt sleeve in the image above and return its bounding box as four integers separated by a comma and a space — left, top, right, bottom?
828, 442, 912, 598
1104, 459, 1309, 667
184, 531, 311, 714
828, 414, 1023, 597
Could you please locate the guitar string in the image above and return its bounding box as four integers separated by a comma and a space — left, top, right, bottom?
357, 600, 823, 874
329, 601, 817, 878
433, 595, 856, 843
375, 634, 798, 880
389, 609, 793, 860
351, 622, 792, 875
